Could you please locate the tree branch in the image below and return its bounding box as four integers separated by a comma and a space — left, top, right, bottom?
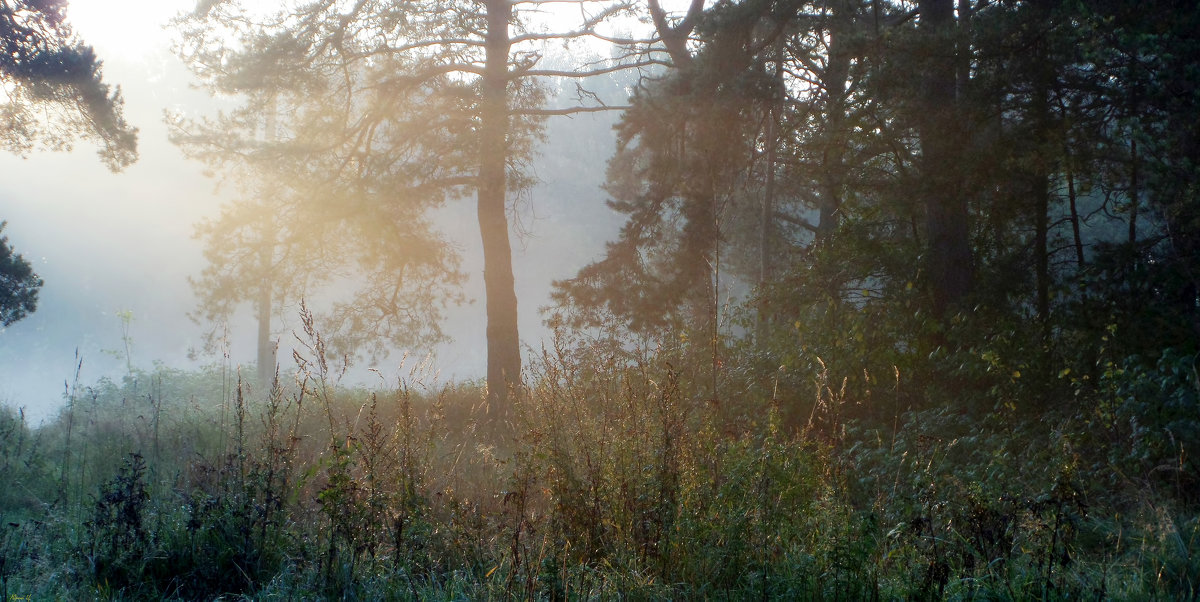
356, 38, 487, 57
516, 59, 668, 79
512, 105, 631, 116
647, 0, 705, 67
774, 211, 819, 232
378, 61, 488, 89
510, 29, 655, 47
511, 0, 626, 4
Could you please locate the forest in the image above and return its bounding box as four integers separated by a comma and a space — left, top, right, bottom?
1, 0, 1198, 598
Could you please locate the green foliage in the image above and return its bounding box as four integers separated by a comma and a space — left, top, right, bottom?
0, 405, 48, 515
1107, 349, 1200, 499
4, 1, 1200, 599
0, 331, 1196, 599
0, 0, 137, 169
85, 452, 151, 595
0, 223, 42, 327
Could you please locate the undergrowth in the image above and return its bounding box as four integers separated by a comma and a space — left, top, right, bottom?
0, 319, 1196, 600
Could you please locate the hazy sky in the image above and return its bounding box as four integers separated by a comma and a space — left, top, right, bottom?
0, 0, 626, 423
0, 0, 218, 422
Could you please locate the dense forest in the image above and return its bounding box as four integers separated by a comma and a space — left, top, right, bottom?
2, 0, 1198, 598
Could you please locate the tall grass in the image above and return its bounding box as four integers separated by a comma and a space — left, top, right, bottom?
0, 321, 1196, 599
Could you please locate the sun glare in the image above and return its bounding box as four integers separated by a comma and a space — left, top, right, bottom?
65, 0, 701, 63
67, 0, 194, 60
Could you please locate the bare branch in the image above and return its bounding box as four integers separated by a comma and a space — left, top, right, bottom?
517, 59, 668, 79
774, 211, 819, 232
511, 0, 625, 4
886, 8, 920, 27
510, 29, 655, 47
512, 105, 631, 116
354, 38, 487, 57
380, 62, 488, 88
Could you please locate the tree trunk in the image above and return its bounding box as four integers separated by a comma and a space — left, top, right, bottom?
817, 0, 853, 242
757, 37, 784, 344
256, 269, 274, 384
919, 0, 972, 315
1032, 25, 1052, 340
1128, 138, 1139, 245
955, 0, 972, 100
1066, 158, 1085, 267
479, 0, 520, 420
1033, 171, 1050, 332
257, 100, 278, 386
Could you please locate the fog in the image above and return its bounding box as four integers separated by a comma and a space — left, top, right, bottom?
0, 1, 623, 424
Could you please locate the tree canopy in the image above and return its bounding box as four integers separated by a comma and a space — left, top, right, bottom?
0, 0, 137, 170
4, 1, 1200, 598
173, 0, 1199, 427
173, 0, 663, 415
0, 0, 138, 329
0, 222, 41, 327
552, 0, 1200, 405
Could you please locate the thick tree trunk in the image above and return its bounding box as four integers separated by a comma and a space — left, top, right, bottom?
919, 0, 972, 315
479, 0, 520, 420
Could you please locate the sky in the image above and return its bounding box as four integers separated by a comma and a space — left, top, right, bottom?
0, 0, 629, 423
0, 0, 221, 423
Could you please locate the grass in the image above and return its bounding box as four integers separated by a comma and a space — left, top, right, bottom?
0, 325, 1197, 600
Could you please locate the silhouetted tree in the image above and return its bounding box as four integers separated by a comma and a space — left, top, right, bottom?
0, 0, 137, 328
0, 0, 136, 169
915, 0, 971, 316
0, 222, 41, 327
553, 0, 773, 333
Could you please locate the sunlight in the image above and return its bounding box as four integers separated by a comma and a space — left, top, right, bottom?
0, 0, 1194, 597
67, 0, 193, 59
64, 0, 701, 62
